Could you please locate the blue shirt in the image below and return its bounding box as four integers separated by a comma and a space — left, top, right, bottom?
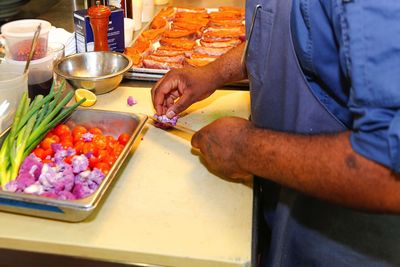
291, 0, 400, 172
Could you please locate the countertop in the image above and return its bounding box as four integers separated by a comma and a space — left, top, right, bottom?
0, 0, 252, 267
0, 87, 252, 267
0, 1, 252, 266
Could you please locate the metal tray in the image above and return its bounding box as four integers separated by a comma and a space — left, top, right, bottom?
0, 109, 147, 222
124, 7, 248, 88
124, 15, 167, 81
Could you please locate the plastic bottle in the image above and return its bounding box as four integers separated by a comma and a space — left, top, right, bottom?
132, 0, 143, 31
88, 1, 111, 51
142, 0, 154, 22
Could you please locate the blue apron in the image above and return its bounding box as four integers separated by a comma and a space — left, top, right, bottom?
245, 0, 400, 266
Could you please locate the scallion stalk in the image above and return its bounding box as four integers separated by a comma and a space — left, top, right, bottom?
10, 112, 37, 179
0, 79, 83, 188
27, 90, 75, 145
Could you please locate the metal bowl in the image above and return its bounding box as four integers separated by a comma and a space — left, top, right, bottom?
54, 51, 133, 95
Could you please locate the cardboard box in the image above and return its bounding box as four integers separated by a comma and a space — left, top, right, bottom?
73, 6, 125, 53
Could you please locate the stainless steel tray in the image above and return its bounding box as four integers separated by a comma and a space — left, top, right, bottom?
124, 8, 199, 81
0, 109, 147, 222
124, 16, 166, 82
124, 7, 248, 87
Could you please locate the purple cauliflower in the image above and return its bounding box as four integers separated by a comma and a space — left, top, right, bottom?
72, 168, 105, 198
6, 154, 43, 192
82, 132, 94, 142
53, 146, 76, 164
71, 155, 89, 174
6, 141, 106, 200
38, 163, 75, 193
56, 191, 76, 200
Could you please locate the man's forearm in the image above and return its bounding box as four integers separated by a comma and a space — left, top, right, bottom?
201, 43, 247, 89
239, 128, 400, 213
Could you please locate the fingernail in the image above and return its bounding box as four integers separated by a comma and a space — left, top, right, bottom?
166, 110, 176, 118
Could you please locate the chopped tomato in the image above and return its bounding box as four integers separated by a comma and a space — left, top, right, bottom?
105, 136, 117, 150
64, 155, 73, 164
88, 155, 99, 169
40, 137, 57, 150
106, 145, 115, 154
105, 135, 115, 143
61, 140, 73, 149
92, 134, 107, 150
97, 149, 109, 162
43, 148, 54, 159
89, 127, 103, 135
95, 162, 111, 174
33, 148, 46, 160
97, 149, 117, 166
83, 142, 98, 156
72, 125, 88, 136
105, 135, 116, 143
54, 124, 71, 137
103, 154, 116, 166
45, 131, 56, 139
118, 133, 130, 145
61, 134, 73, 143
73, 141, 85, 154
51, 135, 61, 144
73, 132, 84, 142
72, 126, 87, 141
113, 143, 124, 156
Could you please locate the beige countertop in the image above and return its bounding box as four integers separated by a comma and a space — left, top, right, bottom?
0, 1, 252, 265
0, 86, 252, 267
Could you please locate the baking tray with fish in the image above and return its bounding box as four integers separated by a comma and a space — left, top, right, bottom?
124, 6, 248, 86
0, 109, 147, 222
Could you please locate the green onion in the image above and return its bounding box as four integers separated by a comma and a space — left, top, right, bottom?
0, 81, 83, 188
11, 112, 37, 179
27, 90, 75, 145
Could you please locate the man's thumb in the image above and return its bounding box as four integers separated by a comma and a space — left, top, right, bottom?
166, 95, 191, 118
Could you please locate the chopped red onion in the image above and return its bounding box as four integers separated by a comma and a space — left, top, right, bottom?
127, 96, 137, 106
153, 114, 178, 126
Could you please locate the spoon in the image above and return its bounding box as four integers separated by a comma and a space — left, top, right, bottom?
0, 100, 10, 132
24, 23, 42, 74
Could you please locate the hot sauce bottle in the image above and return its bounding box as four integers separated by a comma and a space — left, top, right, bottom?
88, 1, 112, 51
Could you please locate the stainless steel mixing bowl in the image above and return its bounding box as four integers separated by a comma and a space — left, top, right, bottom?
54, 51, 133, 95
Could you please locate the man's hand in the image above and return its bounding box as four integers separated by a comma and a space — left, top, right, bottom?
191, 117, 253, 182
151, 66, 217, 118
151, 43, 247, 118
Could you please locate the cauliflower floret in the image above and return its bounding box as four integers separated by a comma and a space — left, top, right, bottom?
72, 168, 105, 198
5, 154, 43, 192
71, 155, 89, 174
38, 163, 75, 193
